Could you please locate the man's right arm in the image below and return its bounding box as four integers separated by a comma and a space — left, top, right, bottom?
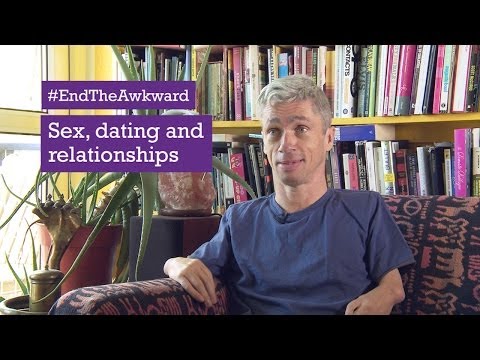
164, 257, 218, 307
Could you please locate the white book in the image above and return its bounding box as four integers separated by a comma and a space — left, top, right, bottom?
374, 146, 386, 194
334, 45, 344, 118
414, 45, 431, 115
365, 141, 381, 192
473, 128, 480, 147
375, 45, 388, 116
444, 148, 453, 196
317, 46, 327, 90
416, 146, 432, 195
381, 140, 395, 195
248, 45, 260, 119
387, 45, 401, 116
341, 45, 355, 118
452, 45, 472, 112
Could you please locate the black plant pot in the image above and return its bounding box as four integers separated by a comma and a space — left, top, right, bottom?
129, 215, 221, 281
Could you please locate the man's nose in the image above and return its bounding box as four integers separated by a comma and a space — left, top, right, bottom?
278, 130, 296, 153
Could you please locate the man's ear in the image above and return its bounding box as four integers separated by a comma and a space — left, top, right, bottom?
324, 126, 335, 151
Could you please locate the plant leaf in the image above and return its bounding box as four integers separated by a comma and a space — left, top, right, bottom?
111, 45, 135, 81
35, 172, 141, 302
0, 172, 52, 230
135, 172, 156, 280
5, 253, 28, 295
1, 174, 35, 207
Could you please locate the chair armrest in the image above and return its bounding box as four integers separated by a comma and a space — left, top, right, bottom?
48, 278, 228, 315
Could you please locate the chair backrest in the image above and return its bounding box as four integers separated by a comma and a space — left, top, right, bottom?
383, 195, 480, 315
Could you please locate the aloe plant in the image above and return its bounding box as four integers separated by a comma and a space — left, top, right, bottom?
0, 45, 257, 304
111, 45, 256, 280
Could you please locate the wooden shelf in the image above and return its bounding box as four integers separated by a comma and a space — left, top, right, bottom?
213, 120, 262, 135
212, 113, 480, 143
331, 112, 480, 125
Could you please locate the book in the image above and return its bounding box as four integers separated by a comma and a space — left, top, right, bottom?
394, 45, 417, 116
453, 128, 472, 196
334, 124, 395, 141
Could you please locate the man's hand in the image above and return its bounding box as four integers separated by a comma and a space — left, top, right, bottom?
164, 257, 217, 307
345, 268, 405, 315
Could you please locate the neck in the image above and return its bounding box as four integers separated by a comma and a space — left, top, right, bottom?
274, 179, 329, 213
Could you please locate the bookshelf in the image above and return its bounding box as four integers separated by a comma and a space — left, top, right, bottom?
213, 113, 480, 143
122, 44, 480, 198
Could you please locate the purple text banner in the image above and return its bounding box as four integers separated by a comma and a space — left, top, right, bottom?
42, 81, 195, 109
41, 115, 212, 172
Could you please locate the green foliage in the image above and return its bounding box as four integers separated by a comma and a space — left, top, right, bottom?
111, 45, 256, 281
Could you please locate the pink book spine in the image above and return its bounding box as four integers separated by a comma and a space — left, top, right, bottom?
232, 47, 244, 120
454, 128, 471, 196
383, 45, 394, 116
348, 154, 360, 190
394, 45, 417, 115
432, 45, 446, 114
230, 153, 248, 202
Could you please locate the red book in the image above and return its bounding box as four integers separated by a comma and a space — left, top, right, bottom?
432, 45, 446, 114
395, 149, 409, 195
232, 47, 244, 120
394, 45, 417, 115
229, 152, 249, 202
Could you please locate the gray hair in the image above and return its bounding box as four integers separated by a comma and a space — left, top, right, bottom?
257, 74, 332, 132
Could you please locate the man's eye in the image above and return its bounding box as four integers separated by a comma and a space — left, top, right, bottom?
296, 126, 308, 133
267, 128, 278, 135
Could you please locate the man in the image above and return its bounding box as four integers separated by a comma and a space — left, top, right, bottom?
164, 74, 415, 315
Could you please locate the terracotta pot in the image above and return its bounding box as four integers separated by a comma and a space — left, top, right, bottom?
38, 224, 122, 295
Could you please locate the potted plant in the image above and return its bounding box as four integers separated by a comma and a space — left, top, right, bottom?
0, 44, 256, 311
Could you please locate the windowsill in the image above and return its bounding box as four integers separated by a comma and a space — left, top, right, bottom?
0, 109, 41, 135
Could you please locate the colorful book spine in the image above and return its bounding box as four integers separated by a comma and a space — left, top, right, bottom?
394, 45, 417, 116
343, 153, 359, 190
395, 149, 409, 195
432, 45, 446, 114
229, 152, 249, 202
232, 47, 244, 120
454, 128, 472, 196
334, 124, 395, 141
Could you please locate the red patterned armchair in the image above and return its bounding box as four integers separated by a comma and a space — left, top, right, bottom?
49, 195, 480, 315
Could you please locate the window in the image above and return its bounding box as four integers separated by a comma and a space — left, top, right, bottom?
0, 134, 41, 299
0, 45, 46, 300
0, 45, 46, 112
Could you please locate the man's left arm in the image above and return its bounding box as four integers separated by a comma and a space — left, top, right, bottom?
345, 268, 405, 315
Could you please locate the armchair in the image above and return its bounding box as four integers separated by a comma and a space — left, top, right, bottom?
49, 195, 480, 315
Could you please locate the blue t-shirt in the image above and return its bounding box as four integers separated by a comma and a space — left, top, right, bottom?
189, 189, 415, 315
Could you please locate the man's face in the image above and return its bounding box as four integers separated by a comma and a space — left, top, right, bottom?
261, 99, 334, 188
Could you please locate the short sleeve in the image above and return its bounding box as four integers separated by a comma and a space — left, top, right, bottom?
188, 207, 233, 277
